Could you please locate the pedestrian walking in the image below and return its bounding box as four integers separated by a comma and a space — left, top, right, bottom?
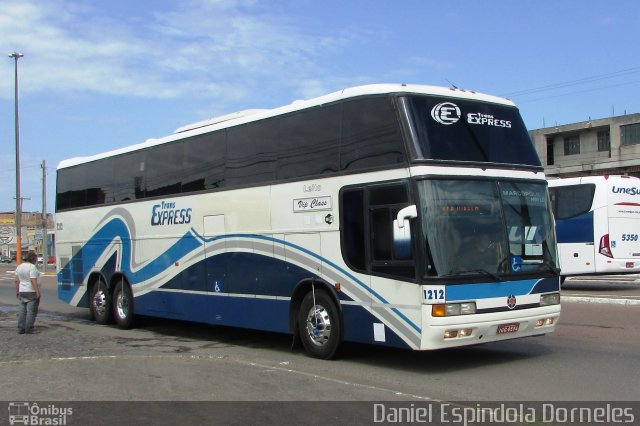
15, 251, 41, 334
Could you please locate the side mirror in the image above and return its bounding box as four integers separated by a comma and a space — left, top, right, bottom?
395, 205, 417, 228
393, 205, 417, 259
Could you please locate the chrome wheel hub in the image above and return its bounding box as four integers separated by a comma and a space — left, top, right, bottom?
116, 290, 129, 319
93, 288, 107, 316
305, 304, 331, 346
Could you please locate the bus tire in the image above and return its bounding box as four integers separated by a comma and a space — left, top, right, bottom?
90, 278, 113, 325
297, 289, 341, 359
113, 280, 134, 329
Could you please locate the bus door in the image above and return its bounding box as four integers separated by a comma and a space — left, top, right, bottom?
368, 182, 419, 345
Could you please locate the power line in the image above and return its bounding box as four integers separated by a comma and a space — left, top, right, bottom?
515, 80, 640, 104
504, 66, 640, 98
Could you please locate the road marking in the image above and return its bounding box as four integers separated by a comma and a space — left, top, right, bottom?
0, 354, 440, 402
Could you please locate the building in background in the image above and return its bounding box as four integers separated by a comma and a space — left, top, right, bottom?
529, 113, 640, 178
0, 211, 54, 259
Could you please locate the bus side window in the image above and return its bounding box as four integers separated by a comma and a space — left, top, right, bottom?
368, 183, 416, 279
550, 184, 595, 220
341, 189, 367, 272
341, 182, 416, 280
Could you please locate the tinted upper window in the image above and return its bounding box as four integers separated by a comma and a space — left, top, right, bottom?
84, 157, 114, 206
402, 96, 541, 167
277, 104, 340, 179
226, 121, 277, 187
145, 141, 184, 197
340, 97, 405, 171
183, 132, 227, 193
56, 94, 408, 211
112, 151, 145, 203
56, 168, 73, 211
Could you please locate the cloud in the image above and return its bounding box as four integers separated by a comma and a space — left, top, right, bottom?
0, 0, 348, 103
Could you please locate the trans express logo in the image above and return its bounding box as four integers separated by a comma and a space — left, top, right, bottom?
151, 201, 192, 226
430, 102, 512, 128
431, 102, 461, 125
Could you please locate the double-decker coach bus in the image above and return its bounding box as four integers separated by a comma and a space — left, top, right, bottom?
548, 175, 640, 279
56, 84, 560, 359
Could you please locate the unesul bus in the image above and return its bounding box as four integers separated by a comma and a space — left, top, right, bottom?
56, 84, 560, 359
549, 175, 640, 279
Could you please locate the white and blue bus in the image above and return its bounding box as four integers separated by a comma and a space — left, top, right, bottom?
56, 84, 560, 359
548, 175, 640, 279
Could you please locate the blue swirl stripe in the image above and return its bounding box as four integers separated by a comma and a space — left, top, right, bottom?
59, 217, 422, 335
190, 229, 422, 334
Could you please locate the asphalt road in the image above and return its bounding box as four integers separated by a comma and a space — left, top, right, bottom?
1, 266, 639, 424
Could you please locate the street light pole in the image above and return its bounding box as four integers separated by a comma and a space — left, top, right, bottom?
9, 51, 24, 265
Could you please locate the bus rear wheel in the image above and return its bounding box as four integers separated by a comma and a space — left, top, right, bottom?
297, 289, 341, 359
89, 278, 113, 325
113, 280, 134, 329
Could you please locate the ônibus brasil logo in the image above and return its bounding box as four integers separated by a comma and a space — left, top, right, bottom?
431, 102, 461, 125
7, 402, 73, 425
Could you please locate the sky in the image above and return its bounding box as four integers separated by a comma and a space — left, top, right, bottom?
0, 0, 639, 214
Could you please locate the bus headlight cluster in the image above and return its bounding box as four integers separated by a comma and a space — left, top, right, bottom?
444, 328, 474, 339
539, 293, 560, 306
535, 318, 555, 327
432, 302, 476, 317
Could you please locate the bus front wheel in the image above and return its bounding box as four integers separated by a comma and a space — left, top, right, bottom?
297, 289, 341, 359
113, 280, 134, 329
89, 278, 113, 325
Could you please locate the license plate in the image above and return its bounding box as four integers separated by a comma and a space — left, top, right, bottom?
626, 262, 634, 269
496, 323, 520, 334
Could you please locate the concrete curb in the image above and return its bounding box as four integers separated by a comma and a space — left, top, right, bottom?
561, 295, 640, 306
565, 275, 640, 284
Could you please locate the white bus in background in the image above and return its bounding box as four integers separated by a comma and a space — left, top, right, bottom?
548, 175, 640, 279
56, 84, 561, 359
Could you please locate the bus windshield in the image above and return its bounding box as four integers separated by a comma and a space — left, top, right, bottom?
401, 95, 541, 167
417, 179, 558, 280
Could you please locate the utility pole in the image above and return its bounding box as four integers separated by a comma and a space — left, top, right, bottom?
9, 51, 24, 265
42, 160, 48, 264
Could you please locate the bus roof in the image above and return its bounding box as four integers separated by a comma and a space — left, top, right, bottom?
548, 175, 640, 187
58, 83, 516, 170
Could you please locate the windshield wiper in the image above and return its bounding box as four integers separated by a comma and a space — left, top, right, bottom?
442, 269, 502, 281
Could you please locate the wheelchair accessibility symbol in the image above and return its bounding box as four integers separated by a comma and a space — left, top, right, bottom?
511, 256, 522, 273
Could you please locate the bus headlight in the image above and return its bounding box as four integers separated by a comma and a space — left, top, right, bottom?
536, 318, 555, 327
444, 328, 473, 339
432, 302, 476, 317
460, 302, 476, 315
540, 293, 560, 306
445, 304, 461, 316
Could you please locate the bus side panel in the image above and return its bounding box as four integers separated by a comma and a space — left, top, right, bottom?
132, 250, 312, 333
558, 244, 595, 275
555, 210, 595, 275
341, 304, 412, 349
598, 216, 640, 274
604, 192, 640, 272
133, 291, 291, 333
608, 218, 640, 259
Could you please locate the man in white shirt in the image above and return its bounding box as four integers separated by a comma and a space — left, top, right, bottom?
15, 251, 41, 334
